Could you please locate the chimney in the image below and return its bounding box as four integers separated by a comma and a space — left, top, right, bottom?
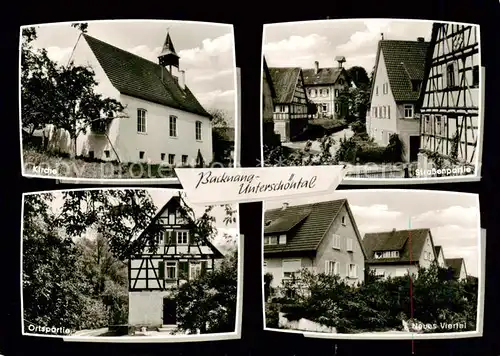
392, 228, 396, 233
179, 70, 186, 90
334, 56, 346, 68
282, 202, 289, 210
417, 37, 425, 42
314, 61, 319, 74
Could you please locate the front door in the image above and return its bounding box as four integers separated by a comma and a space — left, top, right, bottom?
409, 136, 420, 162
162, 297, 177, 325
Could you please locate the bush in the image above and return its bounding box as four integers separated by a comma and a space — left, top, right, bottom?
271, 264, 478, 334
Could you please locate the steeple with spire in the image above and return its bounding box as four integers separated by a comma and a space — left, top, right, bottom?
158, 31, 180, 71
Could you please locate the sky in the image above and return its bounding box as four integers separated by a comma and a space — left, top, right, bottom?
25, 20, 237, 126
263, 19, 433, 74
266, 190, 480, 277
36, 188, 238, 250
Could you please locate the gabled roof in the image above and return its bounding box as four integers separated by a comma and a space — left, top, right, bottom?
83, 34, 211, 118
262, 57, 277, 99
302, 67, 344, 86
268, 67, 302, 103
135, 196, 224, 258
263, 199, 366, 258
445, 258, 467, 278
363, 228, 432, 264
370, 39, 430, 103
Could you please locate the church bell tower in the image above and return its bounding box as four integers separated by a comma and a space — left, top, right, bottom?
158, 31, 180, 73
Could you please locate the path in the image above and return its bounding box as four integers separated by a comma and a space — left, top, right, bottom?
283, 127, 354, 154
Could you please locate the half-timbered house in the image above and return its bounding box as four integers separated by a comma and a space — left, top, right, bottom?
268, 67, 310, 142
418, 23, 480, 172
128, 196, 224, 330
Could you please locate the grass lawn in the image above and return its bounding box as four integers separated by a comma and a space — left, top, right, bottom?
23, 148, 178, 179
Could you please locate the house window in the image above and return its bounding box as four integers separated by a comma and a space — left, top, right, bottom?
168, 154, 175, 165
166, 261, 177, 280
472, 65, 479, 87
383, 82, 389, 94
176, 231, 188, 245
341, 216, 346, 225
283, 259, 301, 279
161, 153, 166, 161
436, 115, 442, 135
325, 260, 338, 275
335, 103, 340, 113
332, 234, 341, 249
278, 105, 286, 113
320, 89, 328, 97
346, 238, 353, 252
404, 104, 414, 118
375, 269, 385, 277
387, 106, 391, 119
348, 264, 357, 278
137, 109, 147, 133
375, 86, 379, 96
446, 63, 456, 87
269, 236, 278, 245
334, 89, 339, 97
322, 103, 329, 112
424, 115, 430, 131
182, 155, 188, 166
391, 251, 400, 258
169, 115, 177, 137
310, 89, 316, 97
382, 106, 386, 118
195, 121, 202, 141
339, 79, 344, 85
189, 262, 202, 280
278, 234, 287, 245
104, 150, 110, 158
139, 151, 145, 159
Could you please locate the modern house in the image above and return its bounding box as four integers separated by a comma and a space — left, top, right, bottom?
263, 199, 366, 292
366, 37, 430, 162
418, 23, 480, 171
267, 66, 310, 142
445, 258, 468, 280
362, 228, 437, 278
434, 245, 447, 268
36, 31, 215, 166
262, 57, 279, 146
128, 196, 224, 330
302, 57, 352, 120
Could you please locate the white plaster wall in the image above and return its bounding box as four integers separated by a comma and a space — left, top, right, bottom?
418, 233, 436, 269
369, 51, 398, 145
264, 256, 314, 288
370, 264, 418, 278
128, 290, 173, 326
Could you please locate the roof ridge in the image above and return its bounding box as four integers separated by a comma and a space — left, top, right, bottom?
265, 198, 347, 213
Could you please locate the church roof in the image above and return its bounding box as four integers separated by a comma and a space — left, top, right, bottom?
83, 34, 211, 118
158, 32, 179, 58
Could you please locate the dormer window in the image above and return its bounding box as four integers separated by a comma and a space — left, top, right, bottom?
278, 234, 287, 245
374, 250, 400, 259
411, 80, 421, 92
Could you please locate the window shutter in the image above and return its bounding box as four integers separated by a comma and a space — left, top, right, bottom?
201, 261, 208, 276
189, 232, 195, 245
158, 261, 165, 279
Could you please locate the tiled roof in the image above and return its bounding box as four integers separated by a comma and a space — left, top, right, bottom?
83, 34, 211, 118
445, 258, 465, 278
268, 67, 302, 103
371, 40, 430, 103
263, 199, 346, 253
264, 208, 311, 234
302, 67, 343, 86
363, 228, 431, 264
262, 57, 276, 123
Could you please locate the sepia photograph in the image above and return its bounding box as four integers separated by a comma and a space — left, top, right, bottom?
21, 188, 241, 341
20, 20, 238, 181
261, 19, 482, 182
262, 190, 483, 339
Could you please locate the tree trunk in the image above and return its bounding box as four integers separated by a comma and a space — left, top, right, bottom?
70, 135, 77, 159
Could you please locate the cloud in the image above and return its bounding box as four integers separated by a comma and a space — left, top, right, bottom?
44, 46, 73, 65
179, 33, 234, 71
263, 34, 331, 68
351, 204, 405, 234
411, 206, 479, 229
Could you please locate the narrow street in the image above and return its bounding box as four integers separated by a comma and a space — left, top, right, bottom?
282, 127, 355, 155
